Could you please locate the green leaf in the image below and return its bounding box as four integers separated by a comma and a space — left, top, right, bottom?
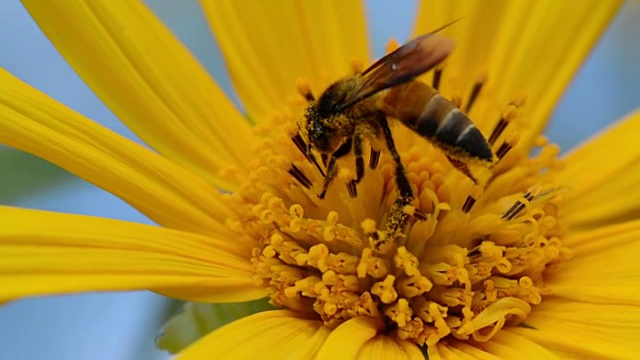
0, 148, 75, 202
156, 298, 274, 354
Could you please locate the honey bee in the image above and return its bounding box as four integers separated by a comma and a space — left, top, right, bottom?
301, 24, 494, 250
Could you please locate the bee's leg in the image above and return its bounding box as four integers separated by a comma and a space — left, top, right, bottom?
374, 114, 414, 251
318, 139, 352, 199
346, 128, 365, 198
306, 143, 326, 177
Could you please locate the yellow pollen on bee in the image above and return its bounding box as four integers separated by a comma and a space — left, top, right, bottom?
226, 76, 570, 347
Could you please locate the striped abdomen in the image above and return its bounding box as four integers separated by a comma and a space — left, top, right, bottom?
380, 81, 493, 162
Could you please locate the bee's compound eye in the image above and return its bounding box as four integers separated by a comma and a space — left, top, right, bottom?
309, 123, 335, 153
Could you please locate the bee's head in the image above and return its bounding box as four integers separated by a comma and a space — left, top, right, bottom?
304, 103, 341, 154
302, 79, 357, 154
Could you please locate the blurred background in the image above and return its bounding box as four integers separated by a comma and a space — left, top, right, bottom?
0, 1, 638, 359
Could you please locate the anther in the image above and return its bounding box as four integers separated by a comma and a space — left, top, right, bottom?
296, 78, 315, 102
413, 208, 428, 221
347, 180, 358, 199
294, 134, 326, 177
369, 148, 381, 170
464, 73, 487, 113
288, 164, 313, 189
501, 190, 536, 220
488, 105, 518, 146
291, 133, 312, 161
496, 131, 520, 161
461, 195, 476, 213
432, 68, 443, 90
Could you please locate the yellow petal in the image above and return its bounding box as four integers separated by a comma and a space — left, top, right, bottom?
428, 340, 501, 360
21, 0, 254, 190
414, 0, 622, 150
0, 207, 265, 303
550, 219, 640, 305
177, 310, 329, 359
559, 110, 640, 230
201, 0, 369, 121
477, 330, 560, 359
357, 336, 424, 360
0, 69, 233, 235
511, 299, 640, 359
316, 316, 384, 360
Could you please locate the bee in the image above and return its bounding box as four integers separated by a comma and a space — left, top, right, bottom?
301, 24, 494, 250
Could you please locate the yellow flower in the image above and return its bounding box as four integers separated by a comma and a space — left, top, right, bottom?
1, 0, 638, 358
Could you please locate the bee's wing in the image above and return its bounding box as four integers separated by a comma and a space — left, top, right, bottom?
339, 32, 455, 111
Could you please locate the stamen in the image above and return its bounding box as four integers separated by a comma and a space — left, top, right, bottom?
413, 208, 428, 221
291, 133, 312, 161
488, 105, 518, 146
292, 132, 326, 177
369, 148, 381, 170
462, 186, 483, 213
462, 195, 476, 213
534, 135, 549, 147
496, 131, 520, 161
287, 164, 313, 189
464, 73, 487, 113
347, 180, 358, 198
296, 78, 315, 102
402, 205, 428, 221
501, 190, 537, 220
432, 68, 443, 90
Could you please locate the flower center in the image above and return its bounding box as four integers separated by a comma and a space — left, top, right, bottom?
223, 74, 570, 347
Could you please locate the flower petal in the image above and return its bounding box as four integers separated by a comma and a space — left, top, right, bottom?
357, 336, 424, 360
0, 69, 233, 235
0, 207, 265, 303
428, 340, 500, 360
201, 0, 369, 121
427, 331, 557, 359
177, 310, 329, 359
21, 0, 254, 190
550, 219, 640, 305
475, 330, 559, 359
415, 0, 622, 149
511, 299, 640, 359
559, 110, 640, 230
316, 316, 384, 360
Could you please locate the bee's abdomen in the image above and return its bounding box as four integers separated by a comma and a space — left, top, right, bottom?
382, 81, 493, 162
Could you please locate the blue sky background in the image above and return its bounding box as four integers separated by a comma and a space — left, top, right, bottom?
0, 1, 638, 359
